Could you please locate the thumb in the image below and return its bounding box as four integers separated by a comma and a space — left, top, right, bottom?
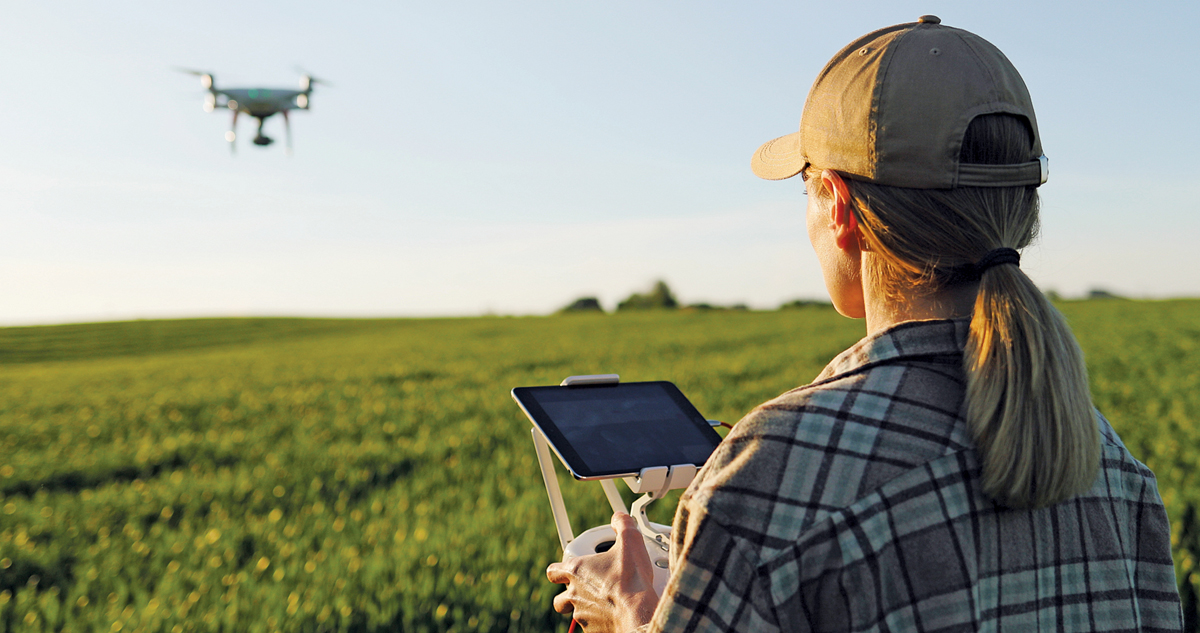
612, 512, 638, 531
612, 513, 643, 545
610, 513, 660, 610
612, 513, 656, 568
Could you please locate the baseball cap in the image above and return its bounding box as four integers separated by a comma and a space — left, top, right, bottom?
751, 16, 1048, 188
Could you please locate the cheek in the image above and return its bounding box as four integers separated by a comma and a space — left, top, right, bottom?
806, 199, 839, 291
805, 195, 822, 248
805, 194, 865, 318
806, 195, 838, 272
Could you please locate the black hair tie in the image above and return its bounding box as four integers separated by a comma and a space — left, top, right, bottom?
974, 247, 1021, 275
940, 247, 1021, 284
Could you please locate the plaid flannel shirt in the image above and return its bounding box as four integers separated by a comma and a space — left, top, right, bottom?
646, 319, 1182, 632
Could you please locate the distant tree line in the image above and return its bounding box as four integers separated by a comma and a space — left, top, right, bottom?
557, 281, 832, 314
563, 281, 1132, 315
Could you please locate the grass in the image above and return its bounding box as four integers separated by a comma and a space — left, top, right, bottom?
0, 301, 1196, 631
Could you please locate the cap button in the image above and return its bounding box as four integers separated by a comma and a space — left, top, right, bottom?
917, 15, 941, 24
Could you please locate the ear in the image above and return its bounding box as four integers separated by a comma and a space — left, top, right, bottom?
821, 170, 861, 252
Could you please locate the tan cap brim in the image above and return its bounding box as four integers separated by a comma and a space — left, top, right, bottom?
750, 131, 805, 180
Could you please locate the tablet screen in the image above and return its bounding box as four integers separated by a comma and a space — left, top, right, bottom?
512, 381, 722, 479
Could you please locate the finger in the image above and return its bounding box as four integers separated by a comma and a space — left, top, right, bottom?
611, 512, 637, 531
612, 513, 649, 550
611, 513, 656, 591
553, 589, 575, 614
546, 562, 572, 584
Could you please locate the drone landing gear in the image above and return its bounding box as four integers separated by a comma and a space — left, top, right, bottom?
227, 109, 239, 154
282, 110, 292, 155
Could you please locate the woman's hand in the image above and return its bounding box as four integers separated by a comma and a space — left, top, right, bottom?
546, 513, 660, 633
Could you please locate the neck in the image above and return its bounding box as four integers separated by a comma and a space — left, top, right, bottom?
861, 256, 979, 335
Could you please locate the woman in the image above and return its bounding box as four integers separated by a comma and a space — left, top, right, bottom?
547, 17, 1182, 632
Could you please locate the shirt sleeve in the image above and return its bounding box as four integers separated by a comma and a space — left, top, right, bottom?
645, 481, 787, 632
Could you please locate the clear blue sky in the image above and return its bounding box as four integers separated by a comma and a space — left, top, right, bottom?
2, 1, 1197, 325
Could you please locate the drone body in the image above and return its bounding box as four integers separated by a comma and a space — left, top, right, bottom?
180, 70, 325, 153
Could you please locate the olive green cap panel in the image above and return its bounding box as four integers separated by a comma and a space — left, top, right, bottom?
799, 26, 907, 183
870, 23, 1041, 188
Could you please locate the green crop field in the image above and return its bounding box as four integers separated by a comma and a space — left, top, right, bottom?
0, 301, 1197, 632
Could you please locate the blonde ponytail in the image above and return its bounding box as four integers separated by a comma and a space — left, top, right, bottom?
966, 263, 1099, 508
814, 114, 1101, 509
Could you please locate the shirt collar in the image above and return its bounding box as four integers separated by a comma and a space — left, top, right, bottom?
815, 318, 971, 382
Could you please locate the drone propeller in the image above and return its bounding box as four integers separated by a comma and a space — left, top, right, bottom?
294, 67, 331, 90
174, 67, 215, 90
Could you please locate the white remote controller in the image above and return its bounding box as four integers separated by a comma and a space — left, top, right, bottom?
563, 522, 672, 596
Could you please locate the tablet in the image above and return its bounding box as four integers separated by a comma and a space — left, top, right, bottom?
512, 381, 722, 480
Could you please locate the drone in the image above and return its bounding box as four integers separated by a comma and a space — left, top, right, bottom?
178, 69, 327, 153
